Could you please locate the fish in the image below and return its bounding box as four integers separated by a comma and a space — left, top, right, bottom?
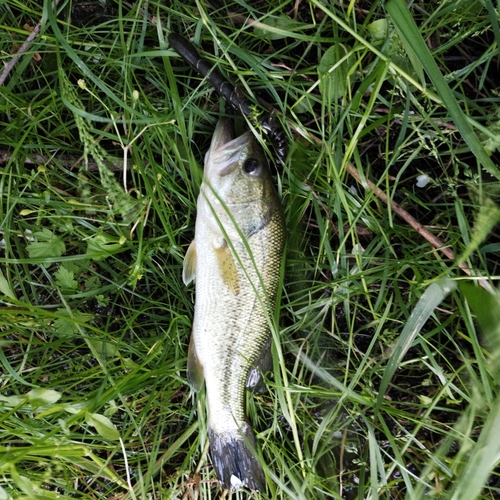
183, 117, 285, 491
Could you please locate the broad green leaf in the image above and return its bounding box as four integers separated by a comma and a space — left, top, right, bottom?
62, 261, 80, 274
460, 282, 500, 379
64, 406, 82, 415
122, 357, 140, 370
55, 266, 78, 290
86, 412, 120, 440
27, 388, 62, 406
53, 308, 92, 335
1, 389, 61, 408
88, 339, 119, 362
368, 17, 424, 83
253, 15, 310, 40
418, 395, 433, 405
26, 228, 66, 259
33, 228, 56, 242
95, 294, 109, 307
85, 276, 102, 291
86, 234, 125, 260
367, 18, 388, 41
0, 270, 16, 300
0, 394, 25, 406
104, 400, 119, 417
318, 44, 352, 102
481, 242, 500, 254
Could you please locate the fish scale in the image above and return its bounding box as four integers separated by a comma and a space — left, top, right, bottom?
183, 118, 285, 491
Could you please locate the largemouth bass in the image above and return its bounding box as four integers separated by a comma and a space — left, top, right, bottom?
183, 118, 285, 490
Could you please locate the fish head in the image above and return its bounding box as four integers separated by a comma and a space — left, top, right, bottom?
202, 118, 277, 214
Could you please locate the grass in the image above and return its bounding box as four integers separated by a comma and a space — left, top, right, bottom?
1, 0, 500, 498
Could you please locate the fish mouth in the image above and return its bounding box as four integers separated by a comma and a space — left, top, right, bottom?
211, 117, 235, 150
208, 118, 253, 177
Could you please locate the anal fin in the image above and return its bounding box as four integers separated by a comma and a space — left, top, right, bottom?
187, 335, 204, 391
246, 340, 272, 394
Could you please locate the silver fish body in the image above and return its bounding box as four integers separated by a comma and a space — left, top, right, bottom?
183, 118, 285, 490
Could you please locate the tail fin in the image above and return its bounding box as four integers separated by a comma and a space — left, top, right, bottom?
208, 425, 266, 491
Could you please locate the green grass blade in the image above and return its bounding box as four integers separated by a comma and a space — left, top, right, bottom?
385, 0, 500, 180
2, 1, 500, 497
449, 396, 500, 499
375, 279, 457, 414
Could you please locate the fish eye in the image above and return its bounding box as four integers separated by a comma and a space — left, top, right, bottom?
243, 158, 259, 175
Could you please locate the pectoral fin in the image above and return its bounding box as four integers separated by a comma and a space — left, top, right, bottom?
214, 239, 240, 295
187, 335, 204, 391
183, 240, 197, 285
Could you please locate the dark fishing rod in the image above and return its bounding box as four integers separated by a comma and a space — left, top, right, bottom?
168, 32, 287, 162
